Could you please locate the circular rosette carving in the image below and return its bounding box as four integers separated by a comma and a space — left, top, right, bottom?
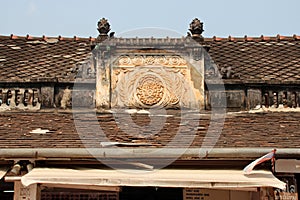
118, 56, 131, 66
168, 56, 181, 66
155, 56, 167, 65
168, 56, 187, 66
132, 56, 144, 66
135, 74, 165, 106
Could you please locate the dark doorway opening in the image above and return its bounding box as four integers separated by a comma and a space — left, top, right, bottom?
0, 178, 14, 200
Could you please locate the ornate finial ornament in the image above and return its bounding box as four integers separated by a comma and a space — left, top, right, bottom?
189, 18, 204, 37
97, 18, 111, 36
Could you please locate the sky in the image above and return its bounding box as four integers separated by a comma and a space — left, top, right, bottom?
1, 0, 300, 38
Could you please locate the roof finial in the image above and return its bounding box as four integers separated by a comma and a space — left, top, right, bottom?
188, 18, 204, 42
97, 18, 111, 36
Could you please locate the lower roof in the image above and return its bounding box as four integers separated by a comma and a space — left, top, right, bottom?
0, 110, 299, 151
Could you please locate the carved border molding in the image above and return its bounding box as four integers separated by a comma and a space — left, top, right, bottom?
117, 55, 187, 67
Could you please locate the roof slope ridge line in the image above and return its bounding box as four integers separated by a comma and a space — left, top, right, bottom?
0, 34, 95, 42
210, 34, 300, 42
0, 34, 299, 42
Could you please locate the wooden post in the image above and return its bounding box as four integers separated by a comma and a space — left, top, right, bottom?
14, 181, 41, 200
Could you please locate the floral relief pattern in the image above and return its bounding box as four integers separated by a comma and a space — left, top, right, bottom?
136, 75, 164, 106
112, 66, 194, 108
117, 55, 187, 67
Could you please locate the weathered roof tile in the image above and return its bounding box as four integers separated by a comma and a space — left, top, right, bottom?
0, 35, 92, 82
0, 34, 300, 83
0, 111, 299, 149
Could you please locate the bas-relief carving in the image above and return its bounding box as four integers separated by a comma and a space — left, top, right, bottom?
111, 55, 204, 109
136, 74, 165, 106
112, 67, 184, 108
117, 55, 187, 67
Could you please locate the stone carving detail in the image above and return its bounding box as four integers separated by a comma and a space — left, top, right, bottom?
136, 75, 164, 106
189, 18, 204, 36
97, 18, 111, 36
112, 67, 192, 108
117, 55, 187, 67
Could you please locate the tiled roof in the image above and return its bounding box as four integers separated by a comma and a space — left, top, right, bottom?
0, 34, 300, 83
0, 35, 92, 82
0, 111, 299, 149
204, 35, 300, 82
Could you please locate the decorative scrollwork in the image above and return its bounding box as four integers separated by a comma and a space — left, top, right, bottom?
116, 55, 187, 67
156, 56, 168, 65
144, 56, 155, 65
168, 56, 181, 65
118, 56, 131, 66
133, 55, 144, 66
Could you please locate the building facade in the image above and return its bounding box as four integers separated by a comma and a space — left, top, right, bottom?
0, 18, 299, 200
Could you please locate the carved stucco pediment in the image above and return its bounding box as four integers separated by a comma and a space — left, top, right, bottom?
112, 66, 194, 108
94, 41, 205, 110
109, 54, 204, 109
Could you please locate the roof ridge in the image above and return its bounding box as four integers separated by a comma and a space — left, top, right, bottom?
0, 34, 96, 42
0, 34, 299, 43
207, 34, 300, 42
